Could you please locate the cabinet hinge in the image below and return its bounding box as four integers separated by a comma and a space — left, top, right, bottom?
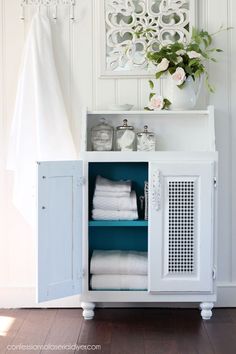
213, 177, 217, 188
77, 177, 86, 186
212, 268, 216, 279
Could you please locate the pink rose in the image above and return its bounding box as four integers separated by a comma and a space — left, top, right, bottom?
176, 49, 186, 56
156, 58, 169, 73
172, 67, 186, 86
149, 95, 164, 110
175, 56, 183, 64
187, 50, 202, 59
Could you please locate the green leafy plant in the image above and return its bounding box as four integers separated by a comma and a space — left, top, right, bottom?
134, 26, 232, 110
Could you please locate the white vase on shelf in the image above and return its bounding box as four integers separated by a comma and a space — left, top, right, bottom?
164, 75, 202, 110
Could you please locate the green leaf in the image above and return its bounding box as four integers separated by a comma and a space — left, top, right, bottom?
177, 82, 186, 89
163, 98, 172, 110
203, 38, 208, 48
168, 67, 176, 75
185, 66, 193, 75
194, 69, 203, 78
148, 80, 154, 90
205, 73, 215, 93
144, 106, 152, 111
208, 34, 212, 46
201, 52, 210, 59
149, 92, 156, 101
155, 71, 163, 79
189, 59, 200, 67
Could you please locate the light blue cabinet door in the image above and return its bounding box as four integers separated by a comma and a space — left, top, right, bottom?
37, 161, 83, 302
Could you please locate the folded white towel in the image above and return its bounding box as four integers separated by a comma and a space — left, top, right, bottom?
90, 274, 147, 290
92, 209, 138, 220
93, 191, 137, 211
94, 190, 130, 198
95, 175, 131, 193
90, 250, 148, 275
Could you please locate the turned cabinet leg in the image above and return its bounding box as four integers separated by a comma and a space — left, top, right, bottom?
81, 302, 95, 320
200, 302, 214, 320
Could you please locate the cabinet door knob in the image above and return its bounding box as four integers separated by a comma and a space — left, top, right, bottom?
151, 170, 161, 211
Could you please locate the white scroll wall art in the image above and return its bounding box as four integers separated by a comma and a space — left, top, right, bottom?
100, 0, 196, 77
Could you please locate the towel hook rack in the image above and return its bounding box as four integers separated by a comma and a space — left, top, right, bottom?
20, 0, 76, 21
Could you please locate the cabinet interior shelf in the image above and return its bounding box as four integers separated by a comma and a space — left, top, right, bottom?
89, 220, 148, 227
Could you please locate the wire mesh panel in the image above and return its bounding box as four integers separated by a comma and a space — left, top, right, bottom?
168, 180, 195, 275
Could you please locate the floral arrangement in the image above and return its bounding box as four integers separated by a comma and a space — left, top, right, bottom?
135, 27, 227, 110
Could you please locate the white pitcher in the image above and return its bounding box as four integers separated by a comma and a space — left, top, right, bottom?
164, 74, 202, 110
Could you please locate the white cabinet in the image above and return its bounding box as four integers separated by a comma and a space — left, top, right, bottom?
37, 107, 217, 321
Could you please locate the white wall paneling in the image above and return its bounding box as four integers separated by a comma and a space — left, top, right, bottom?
116, 79, 139, 110
207, 0, 232, 284
231, 0, 236, 284
0, 0, 236, 307
0, 0, 5, 288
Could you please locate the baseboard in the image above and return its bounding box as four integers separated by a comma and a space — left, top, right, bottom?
0, 283, 236, 308
216, 282, 236, 307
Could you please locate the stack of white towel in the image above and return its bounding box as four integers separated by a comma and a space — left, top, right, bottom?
90, 250, 148, 290
92, 175, 138, 220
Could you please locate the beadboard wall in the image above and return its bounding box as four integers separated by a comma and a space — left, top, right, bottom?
0, 0, 236, 307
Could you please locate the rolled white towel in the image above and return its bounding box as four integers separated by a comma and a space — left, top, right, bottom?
117, 130, 136, 151
95, 175, 131, 193
90, 274, 147, 290
92, 209, 138, 221
93, 191, 137, 211
90, 250, 148, 275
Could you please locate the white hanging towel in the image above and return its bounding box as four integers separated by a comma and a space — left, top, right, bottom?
7, 13, 77, 227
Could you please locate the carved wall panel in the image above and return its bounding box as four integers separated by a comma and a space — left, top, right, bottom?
101, 0, 196, 76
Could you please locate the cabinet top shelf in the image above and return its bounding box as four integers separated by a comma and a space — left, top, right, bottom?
82, 106, 216, 153
88, 109, 210, 115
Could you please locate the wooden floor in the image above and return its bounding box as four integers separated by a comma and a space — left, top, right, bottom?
1, 308, 236, 354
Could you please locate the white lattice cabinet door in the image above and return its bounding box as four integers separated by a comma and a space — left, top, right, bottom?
148, 161, 215, 293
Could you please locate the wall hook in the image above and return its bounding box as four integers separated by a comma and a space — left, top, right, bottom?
20, 0, 76, 21
52, 4, 57, 20
20, 0, 27, 20
70, 0, 75, 21
20, 5, 25, 21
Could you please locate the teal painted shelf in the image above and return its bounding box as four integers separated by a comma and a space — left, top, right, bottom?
89, 220, 148, 227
